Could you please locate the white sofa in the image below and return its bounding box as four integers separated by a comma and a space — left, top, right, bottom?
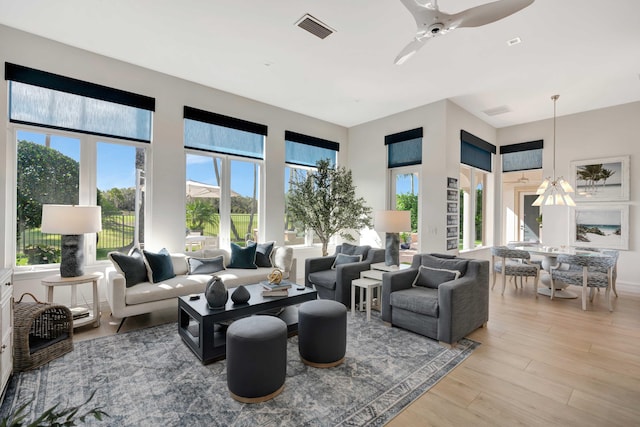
106, 246, 297, 330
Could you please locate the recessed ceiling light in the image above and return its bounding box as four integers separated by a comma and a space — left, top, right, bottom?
507, 37, 522, 46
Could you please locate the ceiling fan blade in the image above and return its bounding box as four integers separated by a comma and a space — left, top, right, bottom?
454, 0, 534, 28
394, 37, 429, 65
399, 0, 439, 27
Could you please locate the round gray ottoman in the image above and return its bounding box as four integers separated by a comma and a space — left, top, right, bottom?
226, 315, 287, 403
298, 299, 347, 368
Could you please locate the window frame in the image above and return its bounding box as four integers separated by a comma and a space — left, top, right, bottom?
185, 148, 264, 249
9, 122, 149, 271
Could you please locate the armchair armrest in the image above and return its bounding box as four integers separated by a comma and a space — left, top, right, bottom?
304, 255, 337, 286
437, 260, 489, 344
381, 268, 418, 322
334, 259, 377, 306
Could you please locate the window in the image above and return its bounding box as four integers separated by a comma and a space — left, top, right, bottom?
14, 128, 148, 267
459, 130, 494, 250
7, 64, 154, 268
386, 128, 422, 257
284, 131, 339, 246
184, 107, 266, 248
96, 141, 146, 259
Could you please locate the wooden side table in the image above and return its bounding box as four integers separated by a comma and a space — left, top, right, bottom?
41, 272, 103, 328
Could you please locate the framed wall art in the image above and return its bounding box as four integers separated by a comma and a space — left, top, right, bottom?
570, 204, 629, 250
570, 155, 629, 202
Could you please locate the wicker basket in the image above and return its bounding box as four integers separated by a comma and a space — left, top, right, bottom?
14, 292, 73, 372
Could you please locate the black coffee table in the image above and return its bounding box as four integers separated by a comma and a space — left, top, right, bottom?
178, 283, 317, 364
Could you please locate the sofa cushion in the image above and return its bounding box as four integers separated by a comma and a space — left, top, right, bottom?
332, 253, 362, 269
108, 248, 148, 288
421, 254, 468, 277
390, 287, 439, 317
308, 269, 337, 290
228, 242, 257, 269
412, 265, 461, 289
170, 253, 189, 276
142, 248, 176, 283
247, 240, 274, 268
125, 274, 211, 305
271, 246, 293, 273
340, 243, 369, 259
188, 255, 226, 275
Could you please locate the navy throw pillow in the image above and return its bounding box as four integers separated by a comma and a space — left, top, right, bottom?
143, 248, 176, 283
247, 240, 274, 268
108, 248, 148, 287
187, 255, 226, 275
228, 242, 258, 269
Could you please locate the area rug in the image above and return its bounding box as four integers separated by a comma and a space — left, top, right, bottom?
0, 311, 478, 426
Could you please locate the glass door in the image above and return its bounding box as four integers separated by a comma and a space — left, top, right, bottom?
390, 167, 419, 259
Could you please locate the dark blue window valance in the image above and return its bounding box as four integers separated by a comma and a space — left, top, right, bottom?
184, 106, 266, 160
285, 131, 338, 167
5, 62, 155, 142
385, 127, 423, 168
500, 140, 543, 172
460, 130, 495, 172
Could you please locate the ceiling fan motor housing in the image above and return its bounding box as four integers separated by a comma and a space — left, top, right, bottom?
428, 22, 444, 34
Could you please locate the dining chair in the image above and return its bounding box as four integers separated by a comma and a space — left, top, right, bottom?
550, 254, 616, 311
569, 248, 619, 297
491, 246, 540, 297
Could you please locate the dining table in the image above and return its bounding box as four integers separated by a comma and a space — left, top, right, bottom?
513, 245, 606, 299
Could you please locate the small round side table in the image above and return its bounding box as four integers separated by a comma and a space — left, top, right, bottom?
41, 272, 103, 328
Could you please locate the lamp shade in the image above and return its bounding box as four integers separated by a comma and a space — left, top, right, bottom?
374, 210, 411, 233
41, 205, 102, 234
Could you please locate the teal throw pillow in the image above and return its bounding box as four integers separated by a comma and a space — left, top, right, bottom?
331, 253, 362, 269
143, 248, 176, 283
108, 248, 148, 287
187, 255, 226, 275
247, 240, 274, 268
228, 242, 258, 269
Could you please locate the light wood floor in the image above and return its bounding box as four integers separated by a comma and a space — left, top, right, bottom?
72, 277, 640, 426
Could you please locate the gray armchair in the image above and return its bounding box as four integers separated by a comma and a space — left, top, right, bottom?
381, 253, 489, 346
305, 243, 385, 306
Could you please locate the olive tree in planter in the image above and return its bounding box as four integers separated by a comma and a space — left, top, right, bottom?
287, 160, 372, 256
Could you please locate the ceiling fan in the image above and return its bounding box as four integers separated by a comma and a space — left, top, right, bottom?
504, 172, 530, 184
395, 0, 535, 65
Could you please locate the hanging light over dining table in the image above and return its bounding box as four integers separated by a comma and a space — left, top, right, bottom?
532, 95, 576, 207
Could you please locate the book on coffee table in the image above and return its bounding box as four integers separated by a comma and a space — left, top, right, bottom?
261, 289, 289, 297
260, 280, 292, 291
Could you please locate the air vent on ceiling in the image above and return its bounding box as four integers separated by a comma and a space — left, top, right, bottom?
296, 14, 335, 39
483, 105, 512, 116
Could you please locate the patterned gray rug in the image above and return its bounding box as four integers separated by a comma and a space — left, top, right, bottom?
1, 311, 477, 426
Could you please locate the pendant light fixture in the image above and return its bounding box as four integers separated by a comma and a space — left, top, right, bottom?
532, 95, 576, 206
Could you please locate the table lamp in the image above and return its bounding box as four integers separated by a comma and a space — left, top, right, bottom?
41, 205, 102, 277
374, 210, 411, 266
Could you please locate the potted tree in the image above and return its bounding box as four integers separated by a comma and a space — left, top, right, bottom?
287, 160, 372, 256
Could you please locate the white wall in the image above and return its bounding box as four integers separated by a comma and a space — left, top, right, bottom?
348, 99, 497, 254
0, 24, 347, 302
498, 101, 640, 286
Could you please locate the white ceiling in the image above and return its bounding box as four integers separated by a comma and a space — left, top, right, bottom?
2, 0, 639, 128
